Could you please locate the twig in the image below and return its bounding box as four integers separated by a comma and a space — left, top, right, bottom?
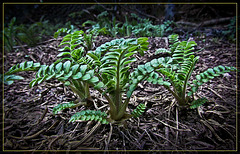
150, 131, 181, 149
46, 120, 60, 132
216, 84, 238, 91
48, 134, 64, 150
200, 17, 233, 27
200, 119, 225, 142
93, 99, 108, 110
107, 123, 113, 144
206, 87, 227, 102
35, 139, 47, 150
92, 95, 109, 104
119, 130, 131, 151
30, 106, 48, 126
208, 119, 235, 140
13, 44, 28, 49
105, 123, 112, 151
137, 131, 146, 143
84, 121, 92, 134
10, 128, 47, 140
71, 121, 101, 149
165, 99, 175, 146
175, 107, 179, 144
144, 129, 153, 141
176, 17, 233, 27
154, 118, 191, 132
165, 118, 192, 130
70, 123, 80, 138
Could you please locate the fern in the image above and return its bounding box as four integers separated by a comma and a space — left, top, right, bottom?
2, 74, 24, 85
3, 17, 17, 52
190, 97, 208, 109
28, 61, 104, 90
54, 25, 77, 38
155, 48, 172, 55
52, 101, 76, 114
69, 110, 109, 124
127, 57, 172, 98
3, 32, 151, 123
5, 61, 41, 75
82, 12, 173, 37
4, 30, 101, 109
188, 65, 236, 96
3, 61, 41, 85
151, 34, 236, 107
131, 103, 146, 118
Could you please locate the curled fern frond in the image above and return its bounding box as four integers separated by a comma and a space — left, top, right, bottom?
95, 37, 148, 58
131, 103, 146, 118
69, 110, 109, 124
54, 26, 77, 38
52, 101, 76, 115
190, 97, 208, 109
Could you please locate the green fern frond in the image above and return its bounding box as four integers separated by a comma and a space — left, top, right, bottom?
97, 37, 148, 94
131, 103, 146, 118
5, 61, 41, 75
127, 57, 173, 98
29, 61, 104, 89
3, 61, 42, 85
172, 40, 197, 65
168, 34, 180, 54
94, 38, 126, 57
155, 48, 171, 55
2, 74, 24, 85
188, 65, 236, 96
69, 110, 109, 124
168, 34, 179, 44
176, 55, 199, 87
57, 30, 96, 65
190, 97, 208, 109
52, 101, 76, 114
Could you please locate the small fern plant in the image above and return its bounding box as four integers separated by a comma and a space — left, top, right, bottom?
136, 34, 236, 108
66, 37, 150, 123
3, 31, 151, 124
4, 30, 99, 107
130, 13, 173, 37
82, 11, 121, 37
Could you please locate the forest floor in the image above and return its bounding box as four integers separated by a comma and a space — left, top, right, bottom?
2, 33, 238, 151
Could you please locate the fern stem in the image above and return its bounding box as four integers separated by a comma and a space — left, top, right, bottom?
111, 49, 126, 120
96, 88, 114, 109
69, 85, 85, 100
84, 82, 91, 99
182, 58, 198, 104
164, 85, 184, 105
